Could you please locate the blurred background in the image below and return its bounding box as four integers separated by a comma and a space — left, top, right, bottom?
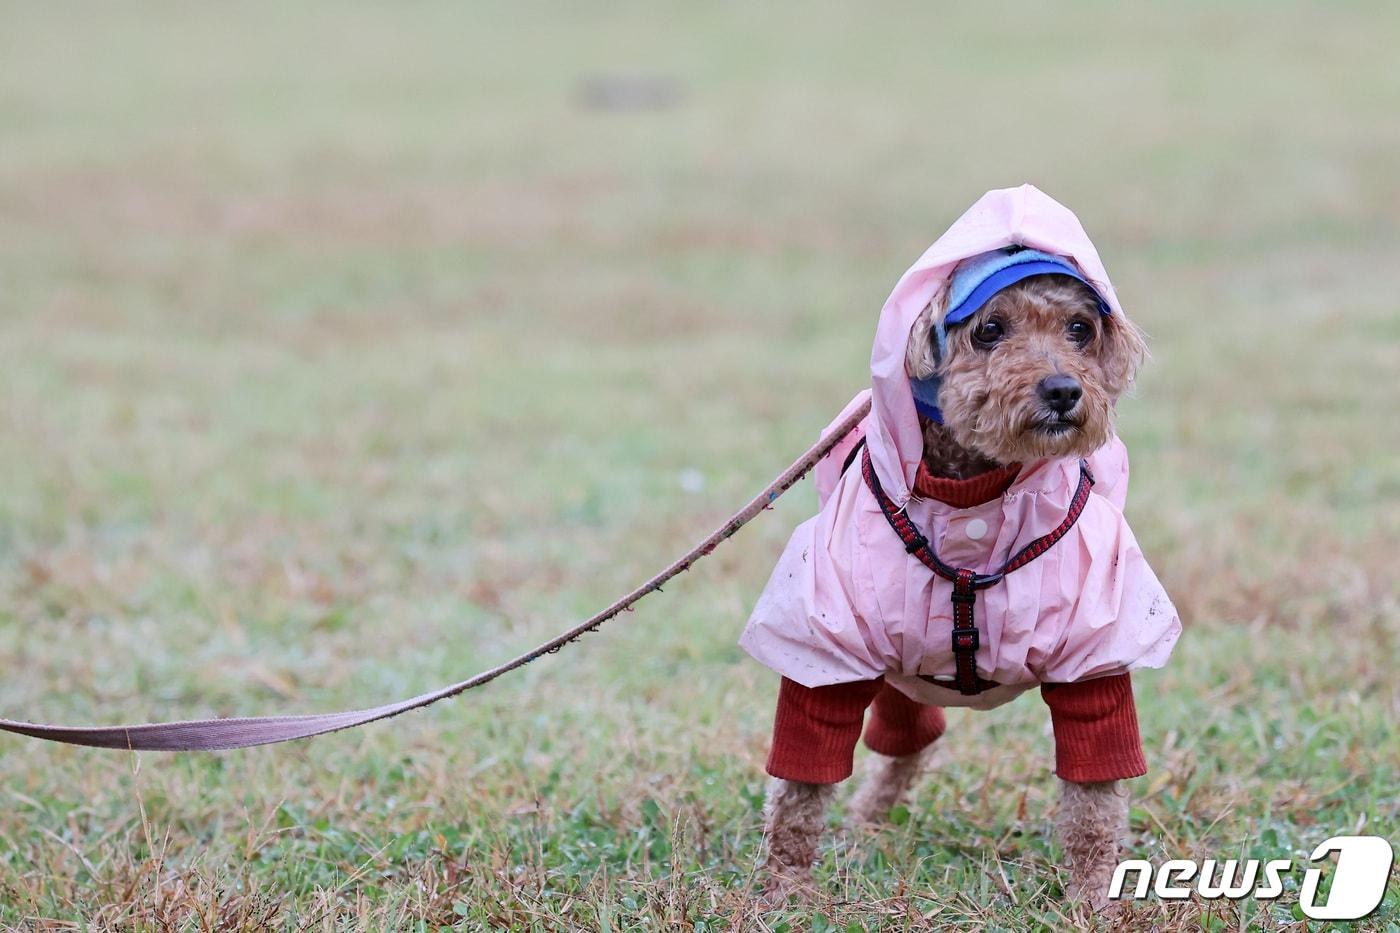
2, 3, 1396, 927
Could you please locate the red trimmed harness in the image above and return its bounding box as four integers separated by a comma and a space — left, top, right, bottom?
860, 447, 1095, 695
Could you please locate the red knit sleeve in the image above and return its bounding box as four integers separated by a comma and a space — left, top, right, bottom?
1040, 673, 1147, 783
766, 677, 883, 784
864, 682, 946, 757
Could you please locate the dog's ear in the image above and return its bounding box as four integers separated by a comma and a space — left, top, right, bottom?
905, 302, 941, 379
1097, 312, 1148, 400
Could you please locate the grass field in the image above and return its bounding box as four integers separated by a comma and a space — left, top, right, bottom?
2, 3, 1398, 929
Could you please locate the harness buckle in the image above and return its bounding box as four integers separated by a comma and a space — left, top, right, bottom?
951, 627, 979, 652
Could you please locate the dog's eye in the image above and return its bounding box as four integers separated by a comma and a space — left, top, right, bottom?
972, 320, 1004, 347
1067, 320, 1094, 346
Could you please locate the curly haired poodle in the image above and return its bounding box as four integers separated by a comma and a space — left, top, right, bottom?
743, 189, 1179, 914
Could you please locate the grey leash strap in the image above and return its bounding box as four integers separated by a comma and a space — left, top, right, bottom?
0, 399, 872, 752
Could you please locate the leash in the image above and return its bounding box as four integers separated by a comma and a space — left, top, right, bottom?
860, 446, 1094, 695
0, 399, 873, 752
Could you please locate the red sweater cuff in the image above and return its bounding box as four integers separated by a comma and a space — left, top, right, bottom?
765, 678, 883, 784
1041, 673, 1146, 783
863, 683, 947, 757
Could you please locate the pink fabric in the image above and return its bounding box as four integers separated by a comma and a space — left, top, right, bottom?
740, 185, 1180, 706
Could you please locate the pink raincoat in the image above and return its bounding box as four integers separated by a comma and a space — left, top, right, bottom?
740, 185, 1180, 709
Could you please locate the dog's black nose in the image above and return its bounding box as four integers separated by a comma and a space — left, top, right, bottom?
1038, 375, 1082, 414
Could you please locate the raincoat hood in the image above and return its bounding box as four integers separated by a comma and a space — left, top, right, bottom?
740, 185, 1180, 704
869, 184, 1126, 507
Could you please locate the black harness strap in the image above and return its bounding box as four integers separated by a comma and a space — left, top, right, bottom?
860, 447, 1094, 695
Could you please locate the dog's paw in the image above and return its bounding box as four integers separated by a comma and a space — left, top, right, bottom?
840, 795, 884, 823
757, 871, 813, 910
846, 786, 898, 828
1065, 875, 1123, 918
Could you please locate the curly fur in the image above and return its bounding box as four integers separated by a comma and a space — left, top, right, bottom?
761, 779, 834, 902
918, 420, 1002, 479
846, 748, 931, 825
758, 274, 1146, 910
905, 275, 1146, 466
1056, 779, 1128, 912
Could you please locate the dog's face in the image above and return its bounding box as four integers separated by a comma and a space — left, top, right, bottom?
906, 275, 1146, 464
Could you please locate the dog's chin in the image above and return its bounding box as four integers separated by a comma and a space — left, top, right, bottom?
977, 414, 1109, 464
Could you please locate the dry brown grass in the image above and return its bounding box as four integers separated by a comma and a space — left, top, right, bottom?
1, 1, 1397, 929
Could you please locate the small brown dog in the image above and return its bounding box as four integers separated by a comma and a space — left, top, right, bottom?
742, 187, 1180, 913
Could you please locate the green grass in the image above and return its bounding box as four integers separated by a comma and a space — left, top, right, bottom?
2, 2, 1398, 929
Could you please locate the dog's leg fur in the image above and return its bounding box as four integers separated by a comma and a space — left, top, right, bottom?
761, 778, 834, 900
846, 748, 931, 826
1056, 778, 1127, 911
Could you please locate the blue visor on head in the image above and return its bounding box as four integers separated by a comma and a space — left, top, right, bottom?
944, 247, 1110, 326
910, 247, 1112, 425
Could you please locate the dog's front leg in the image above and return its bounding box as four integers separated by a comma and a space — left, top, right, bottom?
1056, 778, 1127, 912
761, 778, 835, 902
